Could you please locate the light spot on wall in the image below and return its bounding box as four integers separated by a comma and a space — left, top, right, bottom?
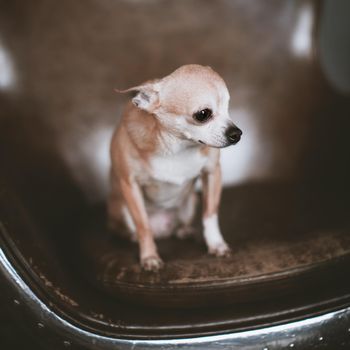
62, 125, 114, 203
290, 3, 314, 58
221, 108, 273, 187
0, 40, 16, 90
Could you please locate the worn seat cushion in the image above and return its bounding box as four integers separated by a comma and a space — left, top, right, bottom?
78, 183, 350, 307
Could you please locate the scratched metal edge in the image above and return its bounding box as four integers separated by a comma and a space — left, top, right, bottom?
1, 243, 350, 349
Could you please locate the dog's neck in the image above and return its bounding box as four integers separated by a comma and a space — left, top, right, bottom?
125, 104, 199, 158
157, 128, 198, 156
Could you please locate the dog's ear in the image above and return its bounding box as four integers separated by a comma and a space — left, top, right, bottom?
115, 80, 160, 112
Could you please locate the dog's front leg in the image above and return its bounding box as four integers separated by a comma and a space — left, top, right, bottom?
201, 164, 231, 257
119, 178, 163, 271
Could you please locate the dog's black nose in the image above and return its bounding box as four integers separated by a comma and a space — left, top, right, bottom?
225, 125, 242, 144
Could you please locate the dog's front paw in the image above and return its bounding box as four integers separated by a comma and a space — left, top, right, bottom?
209, 242, 232, 258
141, 255, 164, 272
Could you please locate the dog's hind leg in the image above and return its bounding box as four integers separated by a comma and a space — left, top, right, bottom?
176, 191, 198, 239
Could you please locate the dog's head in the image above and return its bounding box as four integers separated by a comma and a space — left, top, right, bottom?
117, 64, 242, 148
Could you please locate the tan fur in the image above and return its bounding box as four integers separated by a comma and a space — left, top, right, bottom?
200, 145, 210, 156
202, 164, 222, 218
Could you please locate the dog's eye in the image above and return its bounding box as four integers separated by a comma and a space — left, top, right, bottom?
193, 108, 213, 123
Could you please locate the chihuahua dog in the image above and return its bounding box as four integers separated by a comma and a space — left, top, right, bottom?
108, 64, 242, 271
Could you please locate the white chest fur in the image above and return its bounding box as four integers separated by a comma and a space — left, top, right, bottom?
149, 147, 207, 186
